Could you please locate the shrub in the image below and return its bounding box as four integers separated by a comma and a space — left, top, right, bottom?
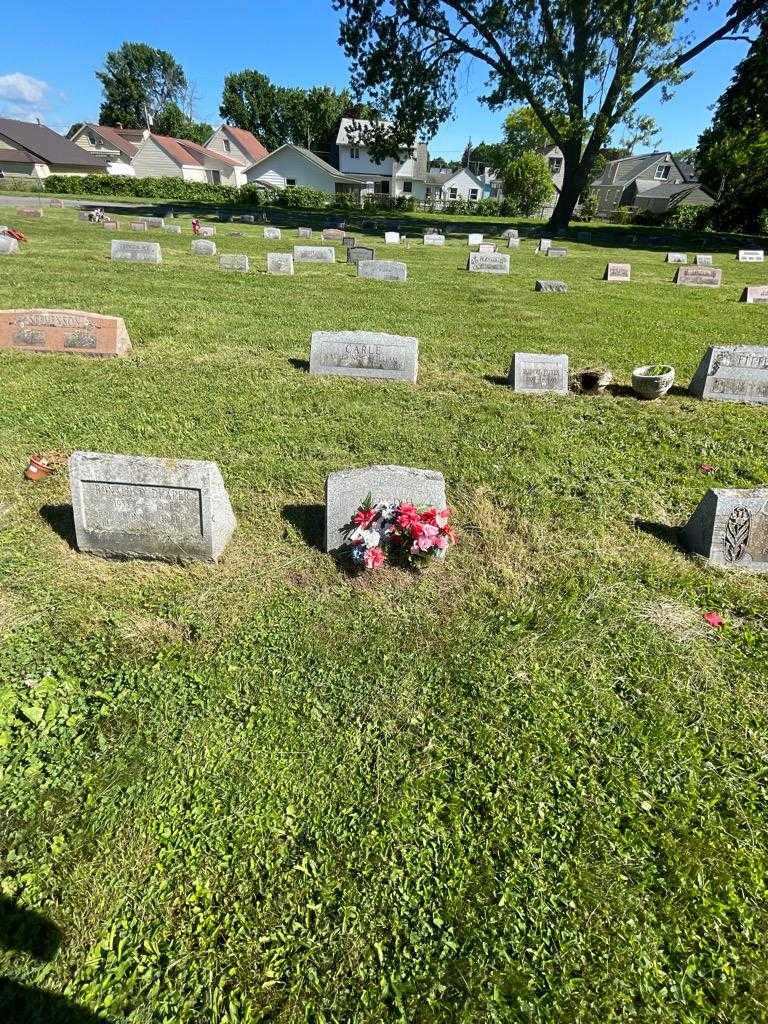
44, 174, 243, 204
758, 210, 768, 236
662, 204, 712, 231
474, 197, 501, 216
502, 152, 554, 216
578, 189, 599, 221
0, 176, 45, 192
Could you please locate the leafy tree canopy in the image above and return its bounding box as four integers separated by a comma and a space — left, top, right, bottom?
502, 150, 555, 215
97, 42, 187, 128
334, 0, 768, 228
152, 102, 213, 146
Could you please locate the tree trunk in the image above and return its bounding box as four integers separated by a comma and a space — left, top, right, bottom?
547, 136, 603, 231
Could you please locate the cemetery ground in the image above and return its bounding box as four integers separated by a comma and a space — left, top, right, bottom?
1, 212, 768, 1023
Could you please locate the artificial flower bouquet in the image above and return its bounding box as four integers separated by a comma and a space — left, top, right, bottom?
344, 495, 456, 570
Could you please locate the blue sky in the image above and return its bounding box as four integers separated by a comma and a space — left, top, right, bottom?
1, 0, 751, 157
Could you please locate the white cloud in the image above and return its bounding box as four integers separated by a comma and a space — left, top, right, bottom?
0, 72, 51, 107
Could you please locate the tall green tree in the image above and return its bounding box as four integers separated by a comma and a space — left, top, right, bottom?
696, 18, 768, 230
97, 42, 187, 128
152, 102, 213, 145
502, 150, 555, 214
334, 0, 768, 229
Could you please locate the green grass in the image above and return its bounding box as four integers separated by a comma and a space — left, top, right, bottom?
1, 212, 768, 1023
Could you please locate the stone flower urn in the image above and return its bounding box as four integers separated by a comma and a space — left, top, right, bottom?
631, 364, 675, 400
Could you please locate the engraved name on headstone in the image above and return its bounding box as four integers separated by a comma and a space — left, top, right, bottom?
69, 451, 236, 563
741, 285, 768, 304
347, 245, 375, 265
111, 240, 162, 264
738, 250, 764, 262
0, 310, 132, 357
358, 259, 407, 281
267, 252, 294, 275
696, 254, 713, 266
192, 239, 217, 256
293, 245, 335, 263
675, 266, 722, 287
219, 253, 250, 273
264, 227, 281, 240
508, 352, 569, 394
325, 465, 446, 553
547, 247, 567, 258
424, 234, 445, 246
309, 331, 418, 383
605, 262, 631, 282
666, 252, 687, 263
689, 344, 768, 405
467, 252, 510, 274
683, 488, 768, 573
535, 279, 568, 293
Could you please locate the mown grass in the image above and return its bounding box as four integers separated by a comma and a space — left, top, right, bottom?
1, 211, 768, 1023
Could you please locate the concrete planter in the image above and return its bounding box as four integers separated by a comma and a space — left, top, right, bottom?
632, 364, 675, 400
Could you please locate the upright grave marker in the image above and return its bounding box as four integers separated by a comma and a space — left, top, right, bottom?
605, 262, 631, 282
683, 488, 768, 573
537, 238, 552, 253
738, 250, 764, 262
424, 234, 445, 246
69, 451, 236, 564
192, 239, 217, 256
689, 344, 768, 404
219, 254, 250, 273
675, 266, 722, 288
143, 217, 165, 229
347, 245, 374, 265
323, 228, 345, 242
131, 222, 147, 232
102, 220, 119, 231
384, 231, 401, 244
508, 353, 569, 394
507, 237, 520, 248
547, 247, 567, 258
467, 252, 509, 274
297, 227, 313, 238
165, 225, 182, 234
0, 310, 132, 357
741, 285, 768, 304
111, 240, 162, 264
478, 243, 497, 254
343, 236, 356, 248
0, 237, 20, 255
696, 254, 713, 266
468, 233, 483, 246
267, 252, 294, 275
264, 227, 281, 240
198, 225, 216, 237
309, 331, 418, 382
358, 259, 407, 282
325, 465, 446, 553
666, 252, 687, 263
294, 245, 335, 263
501, 228, 519, 239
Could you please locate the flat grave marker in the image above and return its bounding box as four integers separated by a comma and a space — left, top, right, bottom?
325, 465, 446, 553
219, 253, 250, 273
69, 451, 236, 564
309, 330, 418, 383
111, 240, 162, 264
535, 279, 568, 293
358, 259, 407, 282
508, 352, 569, 394
689, 344, 768, 405
0, 309, 131, 357
683, 488, 768, 573
675, 266, 722, 288
267, 252, 294, 275
294, 245, 335, 264
17, 208, 42, 218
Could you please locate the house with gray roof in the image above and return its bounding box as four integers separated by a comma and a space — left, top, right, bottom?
245, 143, 363, 197
0, 117, 105, 180
592, 151, 714, 217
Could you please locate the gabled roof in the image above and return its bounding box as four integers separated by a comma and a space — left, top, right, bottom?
636, 181, 713, 203
0, 148, 37, 163
336, 117, 381, 146
148, 135, 242, 168
221, 125, 268, 163
175, 138, 243, 168
246, 143, 362, 184
593, 151, 681, 188
0, 117, 105, 169
74, 123, 139, 159
437, 166, 485, 190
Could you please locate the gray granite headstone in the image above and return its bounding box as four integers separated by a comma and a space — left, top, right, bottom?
264, 227, 281, 240
467, 252, 509, 274
111, 240, 162, 264
358, 259, 407, 282
309, 331, 418, 382
131, 222, 147, 232
347, 245, 374, 265
535, 280, 567, 293
675, 266, 722, 287
69, 451, 236, 563
738, 250, 764, 262
342, 236, 356, 248
165, 224, 182, 234
424, 234, 445, 246
198, 225, 216, 237
219, 253, 250, 273
507, 237, 520, 249
683, 488, 768, 573
384, 231, 401, 245
689, 345, 768, 404
695, 254, 713, 266
501, 228, 519, 240
666, 252, 687, 263
467, 233, 483, 246
102, 220, 119, 230
294, 245, 335, 263
143, 217, 165, 229
267, 252, 294, 275
297, 227, 312, 238
325, 465, 446, 552
508, 352, 569, 394
741, 285, 768, 304
547, 247, 567, 258
478, 243, 497, 254
0, 237, 20, 255
192, 239, 217, 256
605, 262, 631, 282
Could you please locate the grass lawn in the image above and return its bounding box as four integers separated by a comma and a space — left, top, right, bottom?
1, 211, 768, 1023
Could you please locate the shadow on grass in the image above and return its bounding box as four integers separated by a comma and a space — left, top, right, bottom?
633, 519, 684, 551
289, 358, 310, 373
0, 899, 108, 1024
282, 504, 325, 551
483, 374, 510, 388
606, 383, 690, 400
39, 505, 77, 550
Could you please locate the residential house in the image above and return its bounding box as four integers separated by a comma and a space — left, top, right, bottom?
591, 152, 714, 216
68, 123, 143, 173
335, 118, 429, 199
204, 125, 268, 169
245, 143, 363, 196
424, 166, 486, 206
131, 134, 247, 186
0, 117, 105, 179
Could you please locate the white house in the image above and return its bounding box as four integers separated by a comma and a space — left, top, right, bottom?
424, 166, 486, 205
204, 125, 268, 169
245, 143, 362, 196
335, 118, 429, 199
131, 134, 247, 186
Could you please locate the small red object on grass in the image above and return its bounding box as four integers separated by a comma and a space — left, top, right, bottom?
699, 463, 715, 475
703, 611, 725, 628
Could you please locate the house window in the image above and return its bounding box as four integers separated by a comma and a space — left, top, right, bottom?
655, 164, 671, 180
208, 170, 221, 185
223, 138, 231, 153
449, 187, 458, 199
469, 188, 479, 200
374, 180, 390, 195
549, 157, 562, 174
402, 180, 412, 194
350, 146, 360, 159
286, 178, 296, 187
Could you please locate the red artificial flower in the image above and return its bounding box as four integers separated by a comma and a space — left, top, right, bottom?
703, 611, 724, 628
699, 463, 715, 475
353, 505, 376, 528
363, 546, 386, 569
443, 525, 457, 544
423, 507, 450, 529
396, 502, 421, 529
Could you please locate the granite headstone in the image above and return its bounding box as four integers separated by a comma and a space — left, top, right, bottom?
605, 262, 631, 282
264, 227, 281, 240
738, 250, 764, 262
347, 245, 374, 265
508, 352, 569, 394
683, 488, 768, 573
358, 259, 407, 281
467, 252, 509, 274
309, 331, 418, 382
219, 253, 250, 273
192, 239, 217, 256
267, 252, 294, 275
535, 279, 568, 293
111, 240, 162, 264
0, 309, 132, 357
689, 344, 768, 404
741, 285, 768, 304
675, 266, 722, 287
294, 245, 335, 263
